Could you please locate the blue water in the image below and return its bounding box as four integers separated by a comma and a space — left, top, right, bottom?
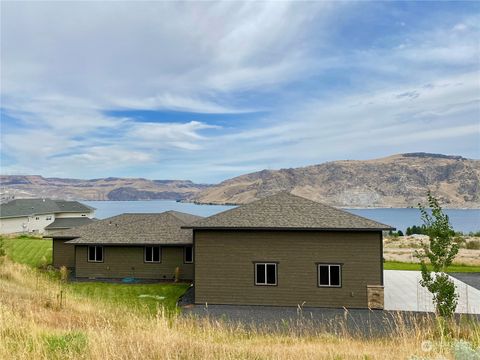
346, 208, 480, 234
84, 200, 480, 233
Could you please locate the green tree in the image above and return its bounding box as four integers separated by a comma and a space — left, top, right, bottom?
415, 192, 459, 317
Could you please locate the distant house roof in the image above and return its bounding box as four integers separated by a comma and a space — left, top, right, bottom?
184, 192, 394, 231
0, 198, 95, 218
45, 217, 96, 230
52, 211, 202, 245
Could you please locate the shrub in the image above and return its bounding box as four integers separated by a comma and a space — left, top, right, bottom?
466, 241, 480, 250
0, 238, 6, 258
454, 237, 466, 248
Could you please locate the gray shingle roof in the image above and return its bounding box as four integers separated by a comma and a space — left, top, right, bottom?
0, 198, 95, 218
44, 217, 96, 230
185, 192, 394, 230
53, 211, 202, 245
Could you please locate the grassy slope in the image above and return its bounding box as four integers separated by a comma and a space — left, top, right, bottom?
2, 258, 479, 359
1, 236, 188, 313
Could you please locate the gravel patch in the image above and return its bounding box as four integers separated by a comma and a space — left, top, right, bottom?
181, 304, 447, 337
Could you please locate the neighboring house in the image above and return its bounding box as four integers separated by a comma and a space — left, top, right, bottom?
184, 192, 393, 309
51, 211, 201, 281
0, 198, 95, 234
52, 193, 393, 309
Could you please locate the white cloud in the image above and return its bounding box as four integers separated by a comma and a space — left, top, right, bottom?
1, 2, 479, 182
1, 1, 333, 111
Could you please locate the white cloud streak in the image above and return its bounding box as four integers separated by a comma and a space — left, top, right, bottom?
1, 2, 479, 182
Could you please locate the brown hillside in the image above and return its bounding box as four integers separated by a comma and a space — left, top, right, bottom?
189, 153, 480, 208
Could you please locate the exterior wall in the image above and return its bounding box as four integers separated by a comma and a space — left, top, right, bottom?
74, 245, 193, 280
56, 211, 94, 219
0, 214, 55, 234
53, 239, 75, 268
194, 230, 383, 308
0, 211, 94, 234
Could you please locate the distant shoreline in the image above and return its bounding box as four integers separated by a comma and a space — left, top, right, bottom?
80, 199, 480, 210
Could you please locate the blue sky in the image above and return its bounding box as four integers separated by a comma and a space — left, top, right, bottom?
1, 1, 479, 183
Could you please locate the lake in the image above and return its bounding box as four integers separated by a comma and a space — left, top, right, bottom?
84, 200, 480, 233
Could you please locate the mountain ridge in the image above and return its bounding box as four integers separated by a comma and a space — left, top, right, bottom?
1, 153, 479, 208
188, 153, 480, 208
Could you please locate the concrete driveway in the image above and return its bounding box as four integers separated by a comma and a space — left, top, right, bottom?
384, 270, 480, 314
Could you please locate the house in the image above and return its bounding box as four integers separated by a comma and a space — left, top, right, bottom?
51, 211, 201, 280
52, 193, 393, 309
184, 192, 393, 309
0, 198, 95, 234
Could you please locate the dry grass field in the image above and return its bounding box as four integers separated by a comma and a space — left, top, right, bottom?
384, 235, 480, 267
1, 257, 479, 359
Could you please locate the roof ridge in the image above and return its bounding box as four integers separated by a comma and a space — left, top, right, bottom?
287, 192, 393, 228
186, 191, 394, 230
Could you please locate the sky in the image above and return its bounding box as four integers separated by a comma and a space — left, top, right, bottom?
1, 1, 479, 183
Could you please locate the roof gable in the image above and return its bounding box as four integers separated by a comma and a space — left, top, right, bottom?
185, 192, 393, 230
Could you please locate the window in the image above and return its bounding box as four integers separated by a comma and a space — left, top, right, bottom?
35, 217, 40, 220
81, 214, 87, 217
46, 216, 52, 221
255, 262, 277, 286
184, 246, 193, 263
88, 246, 103, 262
318, 264, 341, 287
145, 246, 161, 263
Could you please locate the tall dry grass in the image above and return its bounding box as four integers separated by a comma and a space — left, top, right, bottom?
0, 258, 479, 360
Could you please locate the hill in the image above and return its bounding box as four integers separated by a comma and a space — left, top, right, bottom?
189, 153, 480, 208
2, 153, 479, 207
0, 175, 210, 201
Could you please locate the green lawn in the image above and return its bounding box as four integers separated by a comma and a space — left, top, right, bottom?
69, 282, 190, 314
1, 236, 189, 313
384, 261, 480, 272
2, 236, 52, 267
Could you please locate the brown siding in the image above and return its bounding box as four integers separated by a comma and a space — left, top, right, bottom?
74, 245, 193, 280
53, 239, 75, 268
194, 230, 382, 308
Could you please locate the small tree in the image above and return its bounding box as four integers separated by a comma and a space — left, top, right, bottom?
415, 192, 459, 317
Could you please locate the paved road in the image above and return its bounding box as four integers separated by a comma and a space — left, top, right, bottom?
183, 304, 432, 337
449, 273, 480, 290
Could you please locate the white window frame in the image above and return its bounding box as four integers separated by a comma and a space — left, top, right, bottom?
318, 264, 342, 287
254, 262, 277, 286
184, 246, 194, 264
88, 246, 103, 263
144, 246, 161, 263
46, 216, 52, 221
